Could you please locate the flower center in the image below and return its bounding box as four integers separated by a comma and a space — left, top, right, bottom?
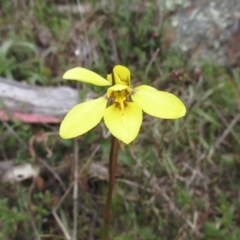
107, 87, 131, 113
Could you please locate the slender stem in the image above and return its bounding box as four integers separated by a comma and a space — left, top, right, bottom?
102, 136, 119, 240
72, 138, 79, 240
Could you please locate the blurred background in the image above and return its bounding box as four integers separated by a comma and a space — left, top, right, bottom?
0, 0, 240, 239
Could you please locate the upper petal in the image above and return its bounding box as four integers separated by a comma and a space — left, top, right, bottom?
104, 102, 142, 144
60, 96, 108, 139
107, 65, 131, 86
63, 67, 111, 86
132, 86, 186, 119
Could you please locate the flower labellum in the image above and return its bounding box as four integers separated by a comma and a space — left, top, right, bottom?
60, 65, 186, 144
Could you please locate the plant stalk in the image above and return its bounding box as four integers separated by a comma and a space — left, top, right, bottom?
102, 135, 119, 240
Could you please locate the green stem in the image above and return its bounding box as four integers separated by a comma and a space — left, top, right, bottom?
102, 136, 119, 240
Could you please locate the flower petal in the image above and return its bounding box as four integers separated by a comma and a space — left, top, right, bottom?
108, 84, 130, 91
63, 67, 111, 86
104, 102, 142, 144
135, 85, 158, 91
60, 97, 108, 139
107, 65, 130, 86
132, 87, 186, 119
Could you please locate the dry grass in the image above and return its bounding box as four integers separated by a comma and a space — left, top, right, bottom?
0, 0, 240, 240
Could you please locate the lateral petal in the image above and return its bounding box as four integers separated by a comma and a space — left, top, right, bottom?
63, 67, 111, 86
132, 87, 186, 119
60, 97, 107, 139
104, 102, 142, 144
134, 85, 158, 91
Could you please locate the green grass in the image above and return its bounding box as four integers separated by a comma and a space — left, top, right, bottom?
0, 0, 240, 239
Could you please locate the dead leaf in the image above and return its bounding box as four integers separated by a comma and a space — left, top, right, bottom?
29, 131, 53, 159
34, 176, 44, 191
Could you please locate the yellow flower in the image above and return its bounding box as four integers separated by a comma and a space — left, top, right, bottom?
59, 65, 186, 144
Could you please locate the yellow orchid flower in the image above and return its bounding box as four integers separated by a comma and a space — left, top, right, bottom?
59, 65, 186, 144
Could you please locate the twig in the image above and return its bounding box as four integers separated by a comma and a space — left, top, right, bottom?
52, 183, 73, 240
27, 183, 42, 240
207, 113, 240, 160
215, 113, 240, 148
52, 211, 71, 240
109, 29, 119, 63
212, 105, 240, 145
1, 120, 28, 149
79, 144, 101, 176
76, 0, 92, 66
37, 157, 67, 191
227, 77, 240, 110
15, 182, 42, 240
144, 48, 160, 78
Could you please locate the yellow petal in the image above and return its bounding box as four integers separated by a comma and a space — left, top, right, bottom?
108, 84, 131, 91
106, 84, 131, 98
107, 65, 131, 85
104, 102, 142, 144
107, 73, 113, 84
135, 85, 157, 91
113, 65, 130, 81
132, 87, 186, 119
63, 67, 111, 86
60, 97, 107, 139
